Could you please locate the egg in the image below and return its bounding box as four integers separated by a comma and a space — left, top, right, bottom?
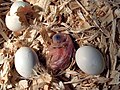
75, 46, 105, 75
5, 12, 25, 31
15, 47, 38, 78
10, 1, 30, 15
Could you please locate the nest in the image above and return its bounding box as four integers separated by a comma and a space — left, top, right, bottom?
0, 0, 120, 90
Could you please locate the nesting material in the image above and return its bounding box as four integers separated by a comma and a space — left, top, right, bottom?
0, 0, 120, 90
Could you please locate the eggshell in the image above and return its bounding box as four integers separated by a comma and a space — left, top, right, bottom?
5, 12, 25, 31
15, 47, 38, 78
10, 1, 30, 15
75, 46, 105, 75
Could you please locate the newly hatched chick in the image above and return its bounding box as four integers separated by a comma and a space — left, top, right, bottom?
47, 33, 75, 74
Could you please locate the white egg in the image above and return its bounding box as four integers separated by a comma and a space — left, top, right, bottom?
75, 46, 105, 75
5, 12, 25, 31
15, 47, 38, 78
10, 1, 30, 15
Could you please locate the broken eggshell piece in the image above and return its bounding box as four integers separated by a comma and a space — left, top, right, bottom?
75, 46, 105, 75
5, 1, 33, 31
14, 47, 38, 78
5, 12, 25, 31
47, 33, 75, 74
10, 1, 30, 15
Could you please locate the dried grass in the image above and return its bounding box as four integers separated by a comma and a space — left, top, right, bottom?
0, 0, 120, 90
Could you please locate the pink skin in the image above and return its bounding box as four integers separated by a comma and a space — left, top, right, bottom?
47, 33, 74, 74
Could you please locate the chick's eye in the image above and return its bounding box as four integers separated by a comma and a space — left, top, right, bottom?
52, 34, 62, 43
